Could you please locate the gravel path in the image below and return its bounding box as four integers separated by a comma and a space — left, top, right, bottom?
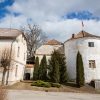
7, 90, 100, 100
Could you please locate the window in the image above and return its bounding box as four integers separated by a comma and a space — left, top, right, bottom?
15, 65, 18, 77
17, 47, 20, 57
88, 42, 94, 47
89, 60, 96, 68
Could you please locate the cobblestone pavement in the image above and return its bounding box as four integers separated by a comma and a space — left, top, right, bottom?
7, 90, 100, 100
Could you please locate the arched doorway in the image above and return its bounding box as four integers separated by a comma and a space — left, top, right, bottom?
25, 73, 30, 80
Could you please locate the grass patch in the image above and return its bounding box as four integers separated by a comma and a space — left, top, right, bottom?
51, 83, 61, 88
31, 80, 51, 88
31, 80, 61, 88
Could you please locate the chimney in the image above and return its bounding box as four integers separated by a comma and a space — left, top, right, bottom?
82, 30, 84, 37
72, 34, 75, 38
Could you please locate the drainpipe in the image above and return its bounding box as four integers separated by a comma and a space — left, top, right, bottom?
6, 39, 15, 85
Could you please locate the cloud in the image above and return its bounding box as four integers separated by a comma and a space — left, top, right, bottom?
0, 0, 100, 42
0, 14, 27, 28
40, 19, 100, 42
9, 0, 100, 20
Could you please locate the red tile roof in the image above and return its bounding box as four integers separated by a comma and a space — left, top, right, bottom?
65, 30, 100, 42
44, 39, 62, 45
74, 30, 98, 38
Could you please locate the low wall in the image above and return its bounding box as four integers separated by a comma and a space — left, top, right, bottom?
95, 80, 100, 90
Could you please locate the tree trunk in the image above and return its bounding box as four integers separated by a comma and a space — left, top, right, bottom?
2, 68, 7, 85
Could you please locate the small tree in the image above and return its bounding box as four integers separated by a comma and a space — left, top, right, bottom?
48, 50, 60, 83
38, 55, 47, 81
0, 86, 7, 100
59, 55, 67, 84
0, 48, 12, 85
49, 57, 60, 83
33, 57, 39, 80
48, 50, 67, 84
76, 51, 85, 87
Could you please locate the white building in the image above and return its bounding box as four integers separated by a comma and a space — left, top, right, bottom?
35, 39, 63, 63
25, 64, 34, 80
64, 30, 100, 83
0, 28, 27, 85
24, 57, 35, 80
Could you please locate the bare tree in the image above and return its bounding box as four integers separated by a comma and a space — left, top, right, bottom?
0, 48, 13, 85
0, 86, 7, 100
21, 24, 47, 58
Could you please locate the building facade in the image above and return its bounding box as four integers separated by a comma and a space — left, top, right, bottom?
0, 28, 27, 85
24, 57, 35, 80
64, 30, 100, 83
35, 39, 63, 64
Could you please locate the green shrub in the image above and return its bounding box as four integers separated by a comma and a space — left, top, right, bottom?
31, 80, 51, 88
31, 80, 61, 88
51, 83, 61, 88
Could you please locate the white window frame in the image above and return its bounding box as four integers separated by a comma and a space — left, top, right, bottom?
89, 60, 96, 68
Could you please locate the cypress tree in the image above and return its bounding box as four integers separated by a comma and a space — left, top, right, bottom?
38, 55, 47, 81
48, 50, 67, 83
76, 51, 85, 87
33, 57, 39, 80
53, 50, 67, 84
49, 56, 60, 83
59, 55, 67, 84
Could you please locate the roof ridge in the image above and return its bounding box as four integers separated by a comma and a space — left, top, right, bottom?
0, 28, 23, 39
44, 39, 62, 45
75, 30, 95, 38
64, 30, 100, 43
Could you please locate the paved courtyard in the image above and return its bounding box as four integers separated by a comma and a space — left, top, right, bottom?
5, 81, 97, 93
7, 90, 100, 100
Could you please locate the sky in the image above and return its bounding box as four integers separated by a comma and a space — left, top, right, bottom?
0, 0, 100, 42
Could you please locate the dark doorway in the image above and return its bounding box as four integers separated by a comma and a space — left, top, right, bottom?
25, 73, 30, 80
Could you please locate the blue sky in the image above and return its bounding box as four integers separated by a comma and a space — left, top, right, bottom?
0, 0, 100, 41
0, 0, 14, 18
63, 11, 100, 20
0, 0, 99, 20
0, 0, 21, 18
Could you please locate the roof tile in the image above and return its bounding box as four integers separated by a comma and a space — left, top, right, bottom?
45, 39, 62, 45
0, 28, 22, 39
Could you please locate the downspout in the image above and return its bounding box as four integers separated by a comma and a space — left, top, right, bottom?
6, 39, 15, 85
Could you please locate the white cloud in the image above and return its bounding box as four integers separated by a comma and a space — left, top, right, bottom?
10, 0, 100, 20
0, 0, 5, 3
0, 0, 100, 42
0, 14, 27, 29
40, 19, 100, 42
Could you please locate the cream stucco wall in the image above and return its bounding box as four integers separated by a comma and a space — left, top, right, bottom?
35, 44, 63, 64
0, 34, 27, 85
64, 37, 100, 83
